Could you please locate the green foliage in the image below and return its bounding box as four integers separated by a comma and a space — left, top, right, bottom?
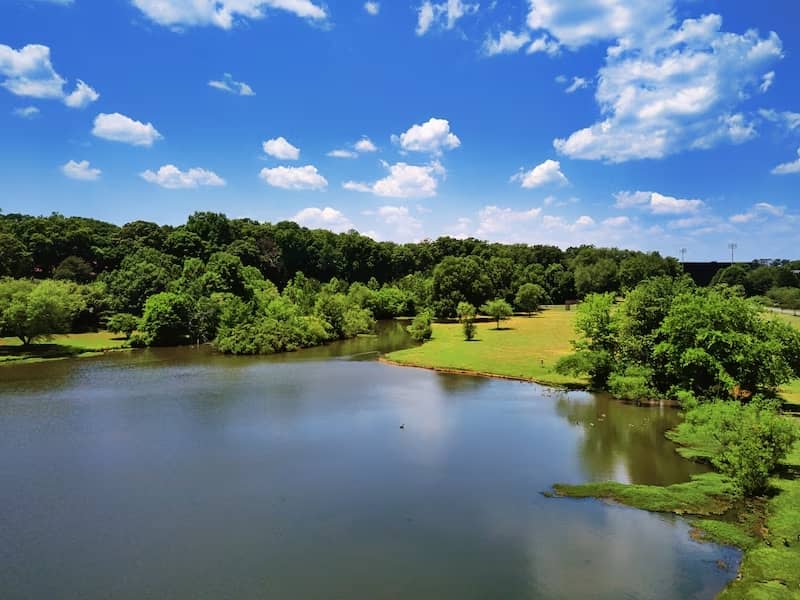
514, 282, 547, 315
462, 319, 477, 341
653, 288, 800, 400
432, 256, 493, 318
480, 298, 513, 329
0, 233, 33, 278
53, 255, 94, 283
607, 366, 656, 401
137, 292, 192, 347
407, 311, 433, 342
0, 278, 84, 345
675, 401, 798, 496
106, 313, 138, 339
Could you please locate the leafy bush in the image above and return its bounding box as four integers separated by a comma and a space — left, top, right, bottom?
675, 400, 798, 496
607, 366, 657, 402
106, 313, 139, 339
407, 311, 433, 342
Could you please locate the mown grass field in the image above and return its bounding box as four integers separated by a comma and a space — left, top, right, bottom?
385, 306, 586, 388
774, 312, 800, 406
0, 331, 129, 365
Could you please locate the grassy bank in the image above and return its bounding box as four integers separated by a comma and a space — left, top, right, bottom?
775, 313, 800, 407
385, 307, 586, 388
554, 436, 800, 598
0, 331, 130, 365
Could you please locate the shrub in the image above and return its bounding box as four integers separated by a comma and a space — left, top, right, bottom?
407, 311, 433, 342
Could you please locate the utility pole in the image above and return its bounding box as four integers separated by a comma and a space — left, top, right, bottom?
680, 247, 687, 264
728, 243, 737, 265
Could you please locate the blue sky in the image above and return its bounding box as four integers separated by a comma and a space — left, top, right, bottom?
2, 0, 800, 260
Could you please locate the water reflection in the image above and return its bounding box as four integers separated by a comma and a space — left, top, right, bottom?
0, 324, 736, 600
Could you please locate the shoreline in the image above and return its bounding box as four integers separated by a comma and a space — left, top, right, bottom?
377, 356, 588, 390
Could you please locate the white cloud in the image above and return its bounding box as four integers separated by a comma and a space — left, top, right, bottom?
564, 76, 588, 94
483, 31, 531, 56
771, 148, 800, 175
262, 136, 300, 160
12, 106, 39, 119
355, 137, 378, 152
729, 202, 785, 223
62, 160, 101, 181
416, 0, 479, 36
140, 165, 225, 189
602, 216, 630, 227
344, 161, 445, 198
512, 159, 568, 188
553, 14, 783, 162
132, 0, 327, 30
527, 35, 560, 56
0, 43, 98, 108
526, 0, 674, 51
364, 2, 379, 16
760, 71, 775, 93
92, 113, 162, 146
209, 73, 255, 96
260, 165, 327, 190
327, 149, 358, 159
394, 117, 461, 155
759, 109, 800, 132
293, 207, 354, 232
614, 190, 704, 214
63, 80, 99, 108
366, 205, 423, 240
477, 205, 542, 237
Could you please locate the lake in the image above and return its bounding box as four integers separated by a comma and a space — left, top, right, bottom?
0, 322, 739, 599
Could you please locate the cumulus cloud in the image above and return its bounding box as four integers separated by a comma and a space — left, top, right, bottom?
209, 73, 255, 96
416, 0, 479, 36
327, 149, 358, 159
62, 160, 101, 181
355, 137, 378, 152
512, 159, 568, 188
132, 0, 327, 30
64, 80, 99, 108
483, 31, 531, 56
365, 206, 424, 240
0, 44, 98, 108
564, 76, 588, 94
364, 2, 379, 16
477, 206, 543, 237
262, 136, 300, 160
260, 165, 327, 190
344, 161, 445, 198
729, 202, 784, 223
527, 35, 560, 56
12, 106, 39, 119
394, 118, 460, 155
614, 190, 704, 214
293, 207, 354, 232
771, 148, 800, 175
92, 113, 162, 146
140, 165, 225, 189
553, 14, 783, 162
760, 71, 775, 93
526, 0, 674, 51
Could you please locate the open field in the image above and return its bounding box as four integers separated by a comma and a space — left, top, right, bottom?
385, 307, 586, 388
0, 331, 130, 365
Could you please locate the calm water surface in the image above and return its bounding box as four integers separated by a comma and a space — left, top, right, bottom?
0, 323, 739, 599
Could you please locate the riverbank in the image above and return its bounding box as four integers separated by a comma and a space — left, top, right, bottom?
0, 331, 131, 365
384, 308, 800, 598
384, 307, 587, 389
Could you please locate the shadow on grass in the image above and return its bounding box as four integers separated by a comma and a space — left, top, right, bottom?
0, 343, 85, 362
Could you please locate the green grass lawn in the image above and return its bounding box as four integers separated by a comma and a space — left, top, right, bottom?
774, 312, 800, 406
385, 306, 586, 388
0, 331, 130, 365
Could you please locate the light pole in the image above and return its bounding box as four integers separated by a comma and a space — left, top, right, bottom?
680, 247, 687, 264
728, 243, 737, 265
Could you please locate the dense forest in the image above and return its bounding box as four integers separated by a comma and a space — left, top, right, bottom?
1, 211, 799, 354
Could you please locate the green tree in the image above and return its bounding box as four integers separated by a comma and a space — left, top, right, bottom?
407, 311, 433, 342
432, 256, 493, 318
0, 279, 83, 345
106, 313, 138, 339
136, 292, 192, 346
676, 401, 798, 496
0, 233, 33, 278
480, 298, 513, 329
53, 255, 94, 283
515, 283, 547, 316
